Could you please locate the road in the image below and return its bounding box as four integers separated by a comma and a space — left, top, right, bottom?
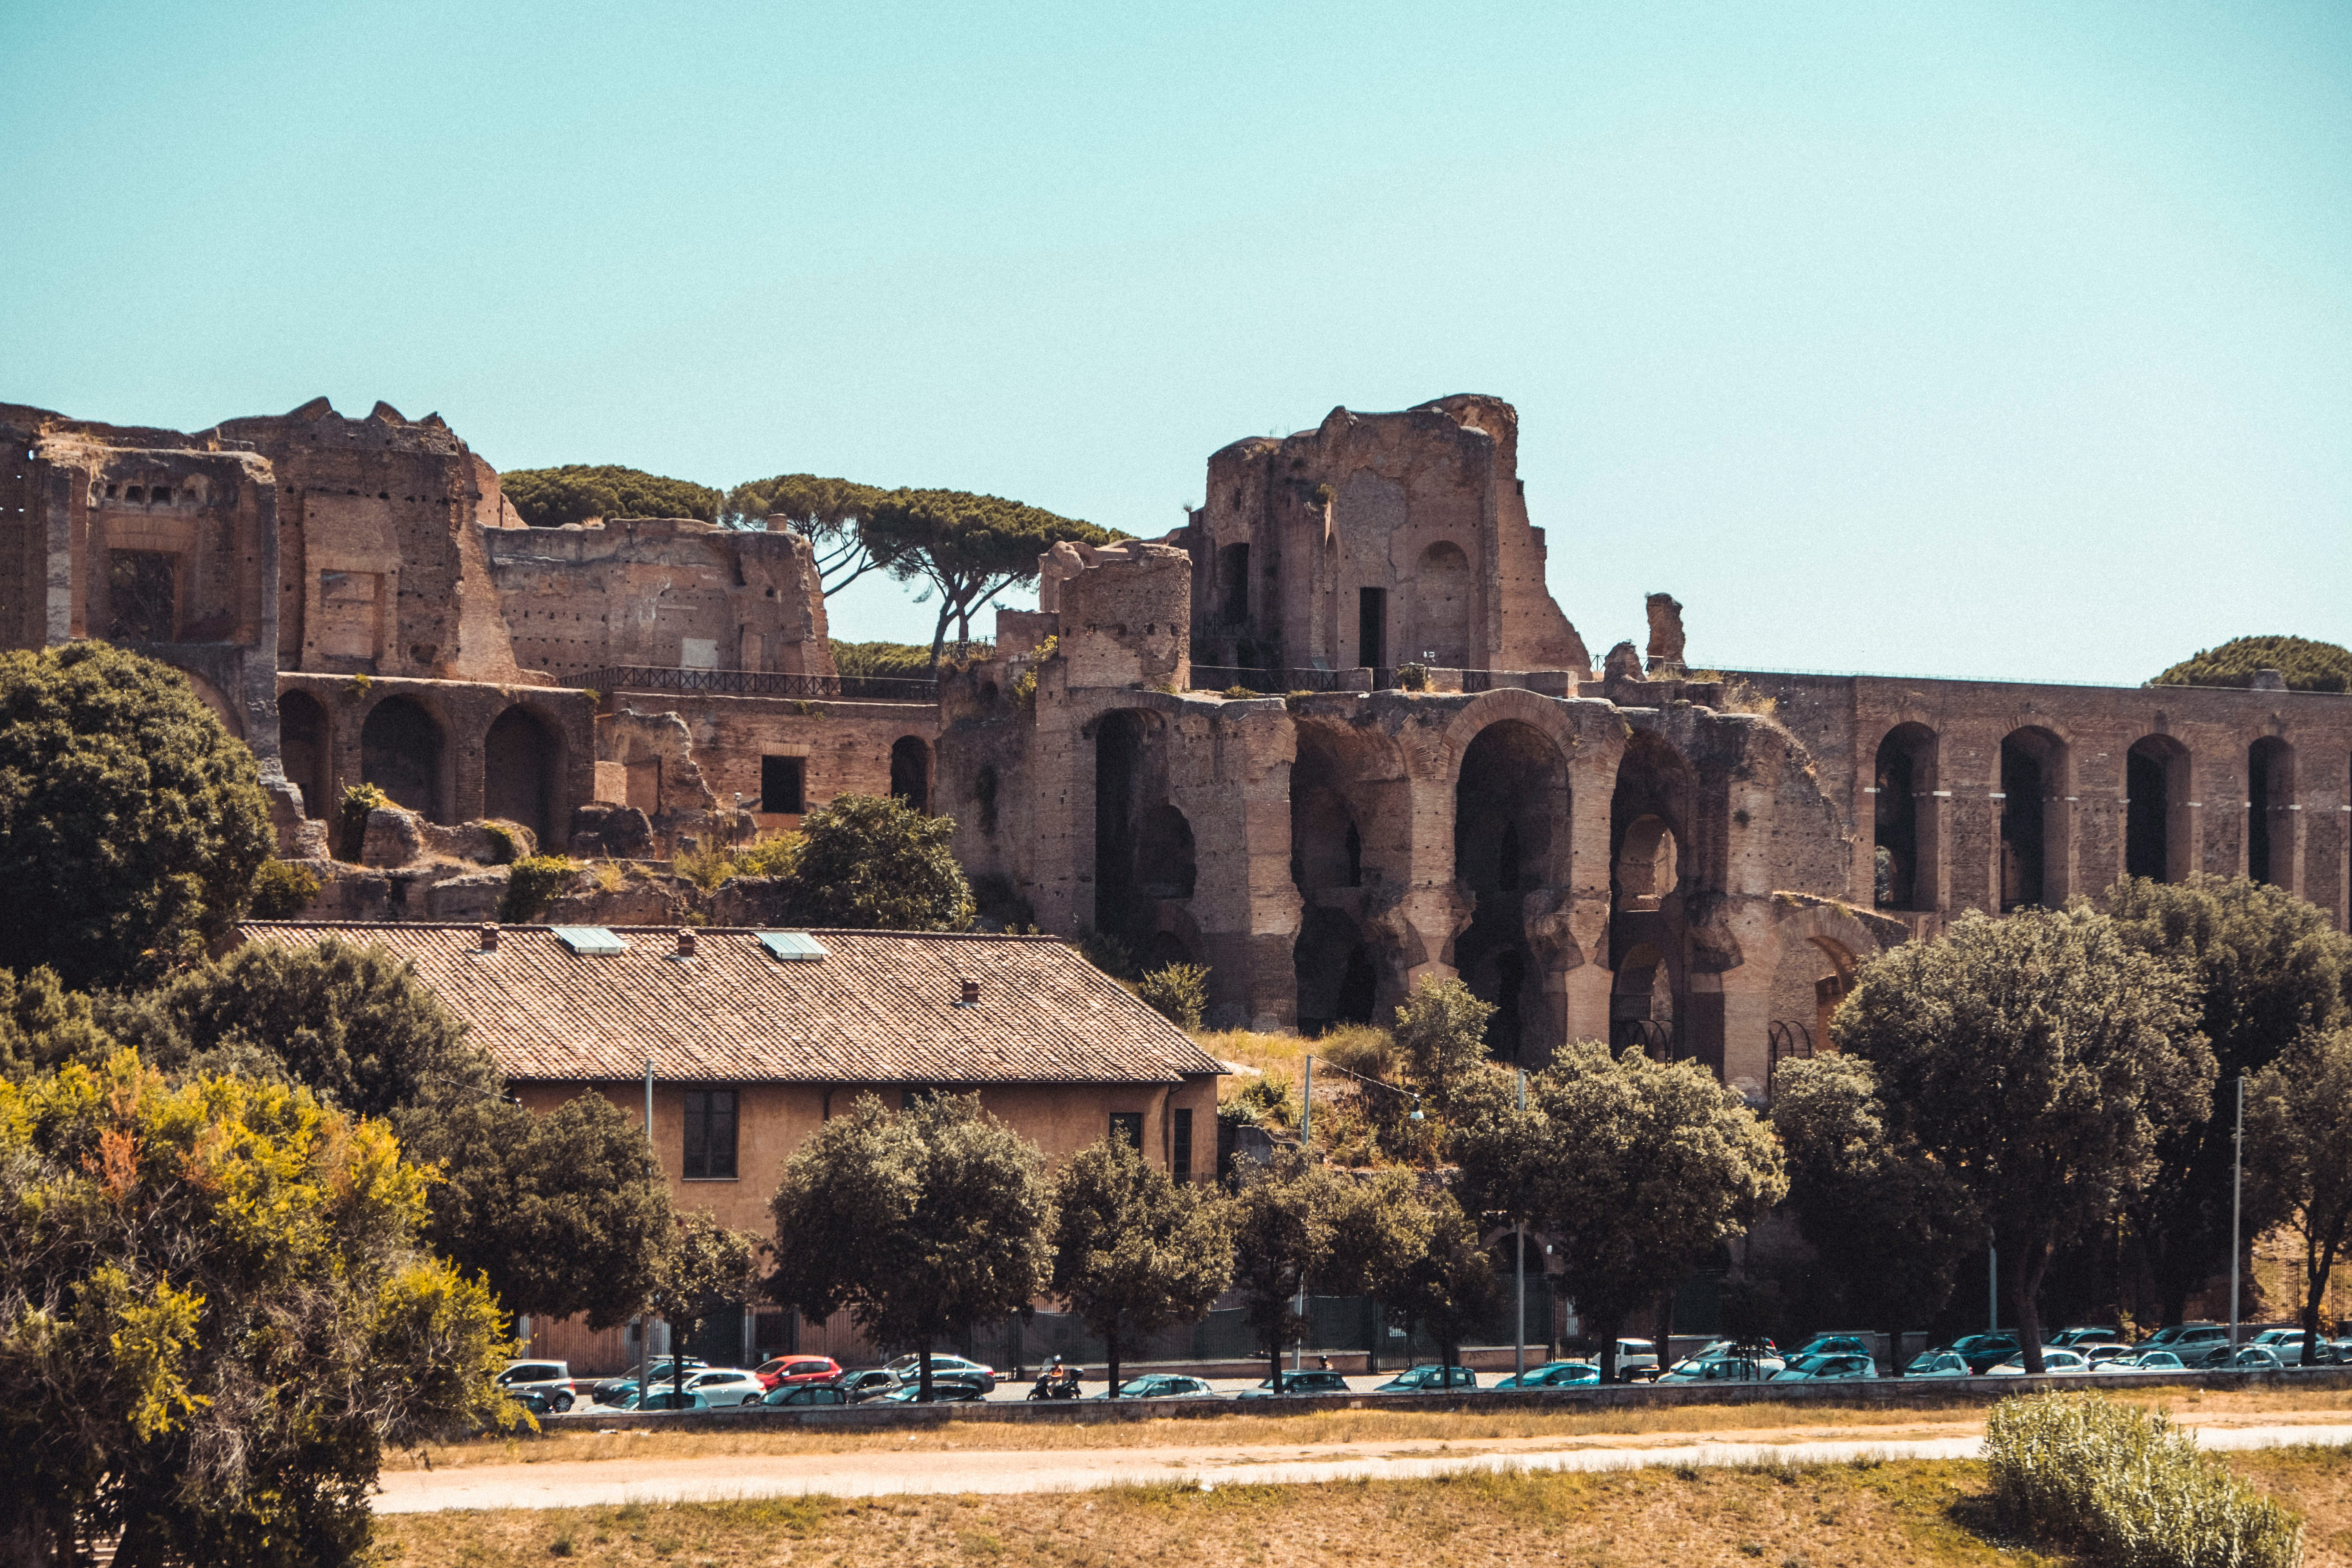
373, 1418, 2352, 1514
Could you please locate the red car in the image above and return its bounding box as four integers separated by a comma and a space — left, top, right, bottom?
754, 1355, 842, 1391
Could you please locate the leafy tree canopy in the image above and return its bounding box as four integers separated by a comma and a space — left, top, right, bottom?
1049, 1136, 1235, 1394
767, 1093, 1052, 1400
2106, 875, 2352, 1322
1229, 1149, 1357, 1387
2247, 1028, 2352, 1365
1392, 976, 1495, 1112
780, 792, 975, 930
860, 488, 1122, 664
647, 1210, 768, 1400
0, 1051, 509, 1563
1328, 1169, 1498, 1370
0, 643, 273, 989
2148, 635, 2352, 693
1834, 906, 2213, 1369
832, 640, 941, 679
722, 475, 892, 597
501, 464, 721, 528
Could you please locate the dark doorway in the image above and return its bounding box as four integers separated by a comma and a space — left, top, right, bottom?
2125, 736, 2188, 884
1999, 729, 2063, 911
890, 736, 930, 813
760, 755, 805, 815
1218, 543, 1251, 626
360, 697, 444, 821
278, 690, 330, 821
1294, 907, 1376, 1036
2249, 738, 2293, 887
484, 706, 558, 848
1357, 586, 1386, 671
1135, 804, 1198, 899
1873, 725, 1935, 910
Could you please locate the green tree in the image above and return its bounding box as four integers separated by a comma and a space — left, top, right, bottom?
1229, 1149, 1355, 1388
0, 1051, 509, 1565
721, 474, 895, 596
1455, 1042, 1786, 1382
1392, 976, 1497, 1112
2247, 1029, 2352, 1365
1134, 962, 1208, 1031
648, 1210, 768, 1403
767, 1093, 1052, 1401
2107, 875, 2352, 1323
2148, 635, 2352, 694
501, 464, 721, 527
1771, 1054, 1979, 1376
858, 488, 1121, 665
780, 792, 975, 930
1330, 1170, 1498, 1375
1835, 907, 2213, 1370
0, 643, 274, 989
0, 965, 118, 1080
1048, 1136, 1235, 1395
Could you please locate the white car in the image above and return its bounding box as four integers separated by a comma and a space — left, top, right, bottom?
2094, 1349, 2187, 1374
680, 1368, 768, 1406
1987, 1348, 2091, 1376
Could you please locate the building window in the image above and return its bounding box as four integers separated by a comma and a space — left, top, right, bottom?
761, 755, 805, 814
683, 1088, 738, 1180
1109, 1112, 1144, 1151
1171, 1108, 1192, 1184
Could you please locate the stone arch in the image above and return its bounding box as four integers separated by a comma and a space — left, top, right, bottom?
890, 735, 931, 813
1455, 720, 1569, 894
2249, 735, 2296, 890
1294, 906, 1377, 1036
361, 695, 446, 822
485, 704, 560, 847
1411, 540, 1471, 668
1610, 731, 1701, 1064
1873, 722, 1938, 910
1998, 725, 2070, 911
2126, 733, 2191, 884
278, 689, 331, 820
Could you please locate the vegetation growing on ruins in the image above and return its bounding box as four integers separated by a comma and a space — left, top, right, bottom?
248, 856, 321, 917
1134, 961, 1208, 1029
500, 853, 582, 922
2149, 634, 2352, 693
0, 644, 274, 990
831, 639, 938, 678
503, 464, 722, 527
339, 781, 392, 861
775, 792, 973, 929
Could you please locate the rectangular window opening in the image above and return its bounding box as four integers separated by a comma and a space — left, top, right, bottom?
761, 755, 806, 815
1110, 1111, 1144, 1151
1357, 586, 1386, 670
683, 1087, 739, 1180
107, 549, 177, 642
1172, 1108, 1192, 1184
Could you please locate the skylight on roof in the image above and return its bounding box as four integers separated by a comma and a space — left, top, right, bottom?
757, 931, 830, 963
553, 926, 628, 955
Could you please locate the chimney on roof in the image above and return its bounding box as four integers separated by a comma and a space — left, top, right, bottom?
958, 978, 981, 1007
478, 923, 499, 954
676, 927, 698, 959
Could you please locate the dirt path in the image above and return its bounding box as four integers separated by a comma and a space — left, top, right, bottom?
372, 1416, 2352, 1514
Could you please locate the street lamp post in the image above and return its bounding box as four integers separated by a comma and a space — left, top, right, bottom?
2230, 1073, 2246, 1349
1515, 1068, 1528, 1384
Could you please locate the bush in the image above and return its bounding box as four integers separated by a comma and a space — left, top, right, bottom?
1395, 662, 1428, 691
479, 820, 526, 865
674, 833, 802, 891
1986, 1391, 2304, 1568
338, 783, 390, 862
499, 855, 580, 923
248, 859, 321, 918
501, 464, 720, 527
2149, 635, 2351, 694
1071, 925, 1139, 981
1135, 963, 1208, 1030
831, 641, 936, 679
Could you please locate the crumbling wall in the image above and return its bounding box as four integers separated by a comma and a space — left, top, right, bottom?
1040, 539, 1191, 689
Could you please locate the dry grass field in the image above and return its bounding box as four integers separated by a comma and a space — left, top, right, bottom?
370, 1447, 2351, 1568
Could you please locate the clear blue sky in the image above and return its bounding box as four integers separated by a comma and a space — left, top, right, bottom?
6, 1, 2347, 684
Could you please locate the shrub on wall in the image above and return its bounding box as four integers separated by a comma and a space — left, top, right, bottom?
1135, 962, 1209, 1031
1986, 1390, 2303, 1568
479, 820, 526, 866
247, 859, 321, 918
2150, 635, 2351, 693
337, 784, 390, 863
499, 855, 580, 924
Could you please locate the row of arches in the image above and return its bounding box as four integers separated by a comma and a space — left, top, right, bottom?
1873, 723, 2314, 912
278, 690, 566, 847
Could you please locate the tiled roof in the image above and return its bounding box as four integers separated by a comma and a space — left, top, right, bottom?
234, 924, 1228, 1087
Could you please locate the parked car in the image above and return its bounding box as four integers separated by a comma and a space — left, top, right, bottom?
2246, 1332, 2341, 1367
880, 1372, 992, 1403
2094, 1349, 2188, 1374
2218, 1345, 2287, 1372
1661, 1354, 1776, 1385
1494, 1361, 1602, 1389
592, 1356, 706, 1405
831, 1369, 906, 1404
1769, 1353, 1877, 1382
1785, 1334, 1874, 1362
1986, 1348, 2091, 1376
2140, 1323, 2229, 1357
1095, 1375, 1216, 1399
495, 1360, 578, 1412
762, 1382, 852, 1407
1374, 1364, 1479, 1393
1905, 1350, 1972, 1378
753, 1356, 842, 1390
884, 1354, 1000, 1392
680, 1369, 768, 1406
1945, 1334, 2021, 1375
2048, 1326, 2124, 1348
503, 1385, 567, 1418
624, 1388, 710, 1412
1610, 1339, 1660, 1380
1238, 1370, 1352, 1398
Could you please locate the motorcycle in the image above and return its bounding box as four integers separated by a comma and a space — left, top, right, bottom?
1026, 1367, 1084, 1401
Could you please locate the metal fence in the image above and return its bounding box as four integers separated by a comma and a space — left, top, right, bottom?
589, 665, 939, 703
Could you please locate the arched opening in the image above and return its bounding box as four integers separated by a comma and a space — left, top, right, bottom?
1135, 804, 1197, 900
1613, 814, 1677, 912
1412, 541, 1471, 668
1454, 719, 1570, 1064
361, 697, 445, 822
890, 735, 931, 814
485, 705, 559, 848
2126, 735, 2190, 884
278, 690, 330, 820
1294, 907, 1376, 1036
1873, 724, 1937, 910
1610, 942, 1675, 1055
1216, 542, 1251, 627
2249, 737, 2295, 889
1998, 727, 2067, 911
1611, 733, 1701, 1067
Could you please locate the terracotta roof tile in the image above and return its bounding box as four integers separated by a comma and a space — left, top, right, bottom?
235, 923, 1227, 1086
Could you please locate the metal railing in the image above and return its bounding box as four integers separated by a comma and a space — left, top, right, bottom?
1766, 1019, 1817, 1096
589, 666, 938, 703
1611, 1018, 1676, 1060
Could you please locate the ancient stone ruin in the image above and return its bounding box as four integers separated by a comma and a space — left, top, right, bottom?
5, 392, 2346, 1098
